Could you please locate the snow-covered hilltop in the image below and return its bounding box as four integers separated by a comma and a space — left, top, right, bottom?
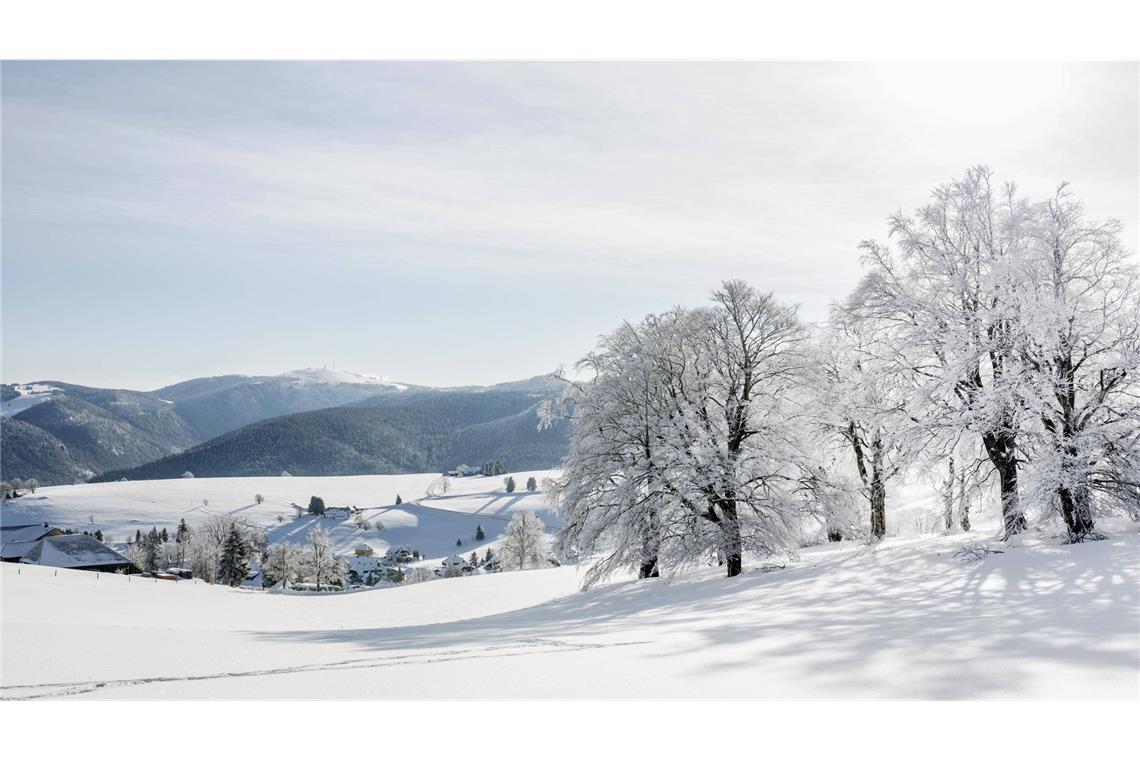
277, 367, 409, 390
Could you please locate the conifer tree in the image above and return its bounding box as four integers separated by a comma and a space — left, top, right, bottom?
217, 524, 251, 587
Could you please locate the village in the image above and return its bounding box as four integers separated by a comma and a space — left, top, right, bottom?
0, 465, 557, 592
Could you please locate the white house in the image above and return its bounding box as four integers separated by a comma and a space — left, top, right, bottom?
324, 506, 352, 521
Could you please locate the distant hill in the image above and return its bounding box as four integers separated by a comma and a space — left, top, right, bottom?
3, 384, 200, 484
155, 369, 414, 441
2, 369, 567, 485
0, 417, 91, 484
94, 389, 568, 481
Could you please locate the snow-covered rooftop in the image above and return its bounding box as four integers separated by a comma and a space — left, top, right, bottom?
20, 534, 134, 569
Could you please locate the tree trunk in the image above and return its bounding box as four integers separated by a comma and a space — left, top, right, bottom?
869, 433, 886, 539
638, 557, 660, 578
958, 462, 970, 531
942, 454, 955, 531
721, 499, 743, 578
983, 431, 1025, 537
1058, 482, 1096, 541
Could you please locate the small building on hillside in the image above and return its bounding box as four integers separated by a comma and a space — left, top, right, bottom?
324, 506, 352, 521
436, 554, 473, 577
386, 546, 414, 563
19, 534, 139, 574
455, 464, 481, 477
1, 522, 64, 562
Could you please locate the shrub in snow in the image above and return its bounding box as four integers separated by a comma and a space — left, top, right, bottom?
526, 476, 537, 492
182, 471, 195, 478
504, 476, 516, 493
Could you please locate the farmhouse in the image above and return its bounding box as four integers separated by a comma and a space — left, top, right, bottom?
436, 554, 474, 576
19, 534, 139, 574
324, 506, 353, 520
385, 546, 414, 563
1, 522, 64, 562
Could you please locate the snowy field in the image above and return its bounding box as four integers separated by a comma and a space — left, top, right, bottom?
2, 520, 1136, 699
2, 470, 559, 561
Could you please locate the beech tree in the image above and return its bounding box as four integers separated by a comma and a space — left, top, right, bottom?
1018, 186, 1140, 538
303, 526, 344, 591
811, 314, 913, 539
263, 543, 303, 589
849, 167, 1034, 537
500, 511, 546, 570
555, 281, 807, 584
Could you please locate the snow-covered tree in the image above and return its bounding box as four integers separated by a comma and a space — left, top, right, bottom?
500, 511, 546, 570
26, 478, 39, 494
526, 476, 537, 492
849, 167, 1035, 537
173, 518, 192, 566
303, 526, 344, 591
254, 493, 264, 505
182, 471, 194, 478
555, 282, 808, 584
263, 542, 304, 589
504, 476, 516, 493
217, 523, 251, 587
190, 514, 252, 584
1017, 185, 1140, 538
808, 314, 915, 539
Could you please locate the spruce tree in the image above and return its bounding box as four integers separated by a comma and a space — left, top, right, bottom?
144, 528, 162, 572
475, 525, 485, 541
395, 494, 402, 505
218, 524, 250, 587
526, 476, 537, 492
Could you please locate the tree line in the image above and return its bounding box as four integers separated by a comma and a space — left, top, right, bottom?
548, 167, 1139, 587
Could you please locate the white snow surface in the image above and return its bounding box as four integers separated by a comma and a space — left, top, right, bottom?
2, 513, 1137, 698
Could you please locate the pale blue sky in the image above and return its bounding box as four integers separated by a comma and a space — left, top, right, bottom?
3, 62, 1137, 390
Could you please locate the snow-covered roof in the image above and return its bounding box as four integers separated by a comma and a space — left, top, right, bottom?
20, 535, 135, 569
1, 523, 57, 560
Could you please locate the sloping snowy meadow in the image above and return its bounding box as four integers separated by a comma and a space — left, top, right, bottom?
2, 498, 1136, 698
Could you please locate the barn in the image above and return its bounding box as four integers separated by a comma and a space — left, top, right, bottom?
19, 534, 140, 574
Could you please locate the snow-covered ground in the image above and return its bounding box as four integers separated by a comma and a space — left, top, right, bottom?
2, 521, 1136, 699
3, 470, 559, 561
